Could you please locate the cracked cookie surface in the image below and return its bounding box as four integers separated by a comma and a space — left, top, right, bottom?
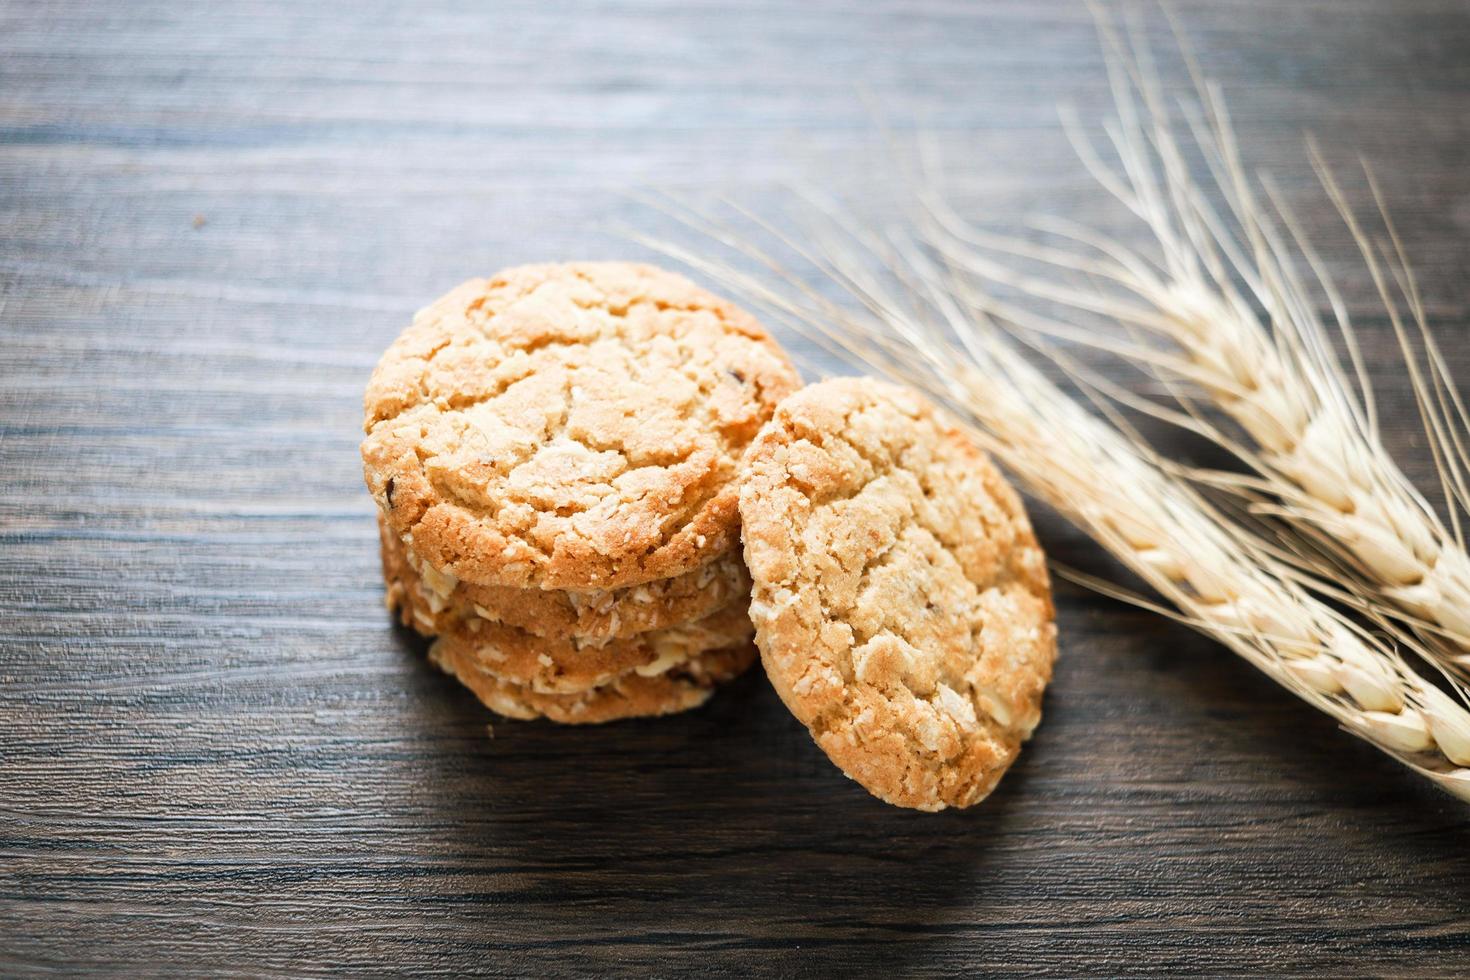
362, 262, 800, 590
378, 514, 749, 643
738, 378, 1056, 811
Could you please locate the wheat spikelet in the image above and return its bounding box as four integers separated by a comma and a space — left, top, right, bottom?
638, 200, 1470, 802
919, 10, 1470, 680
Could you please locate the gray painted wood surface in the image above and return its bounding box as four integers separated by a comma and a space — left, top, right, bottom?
2, 1, 1468, 975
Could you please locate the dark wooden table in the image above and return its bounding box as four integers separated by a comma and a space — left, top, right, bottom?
4, 1, 1469, 975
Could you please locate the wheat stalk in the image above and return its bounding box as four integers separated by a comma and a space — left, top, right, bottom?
919, 9, 1470, 680
638, 198, 1470, 802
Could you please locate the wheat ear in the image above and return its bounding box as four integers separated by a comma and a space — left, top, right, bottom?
919, 13, 1470, 679
638, 200, 1470, 802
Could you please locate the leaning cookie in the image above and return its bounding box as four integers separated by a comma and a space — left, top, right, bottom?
378, 514, 750, 643
737, 378, 1057, 811
430, 640, 757, 724
362, 262, 801, 591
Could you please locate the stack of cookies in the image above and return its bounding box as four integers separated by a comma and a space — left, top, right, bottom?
362, 261, 1059, 810
362, 262, 802, 723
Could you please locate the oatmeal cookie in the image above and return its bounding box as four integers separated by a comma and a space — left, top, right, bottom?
381, 517, 752, 693
430, 639, 757, 724
378, 514, 749, 643
428, 600, 753, 695
737, 378, 1056, 811
362, 263, 800, 590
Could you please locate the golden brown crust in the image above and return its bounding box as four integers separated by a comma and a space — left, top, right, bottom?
429, 640, 757, 725
378, 514, 750, 643
379, 518, 753, 693
737, 378, 1057, 811
361, 263, 801, 591
433, 601, 753, 695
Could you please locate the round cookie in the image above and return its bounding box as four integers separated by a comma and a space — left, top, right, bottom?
429, 601, 753, 695
362, 262, 801, 591
737, 378, 1057, 811
378, 514, 750, 643
430, 640, 757, 725
379, 519, 753, 693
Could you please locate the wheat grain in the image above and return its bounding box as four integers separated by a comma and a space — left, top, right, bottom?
639, 204, 1470, 802
918, 11, 1470, 681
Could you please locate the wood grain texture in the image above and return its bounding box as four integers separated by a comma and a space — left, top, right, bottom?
2, 0, 1469, 976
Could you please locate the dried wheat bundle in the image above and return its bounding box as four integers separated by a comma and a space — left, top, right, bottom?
641, 202, 1470, 801
920, 12, 1470, 679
